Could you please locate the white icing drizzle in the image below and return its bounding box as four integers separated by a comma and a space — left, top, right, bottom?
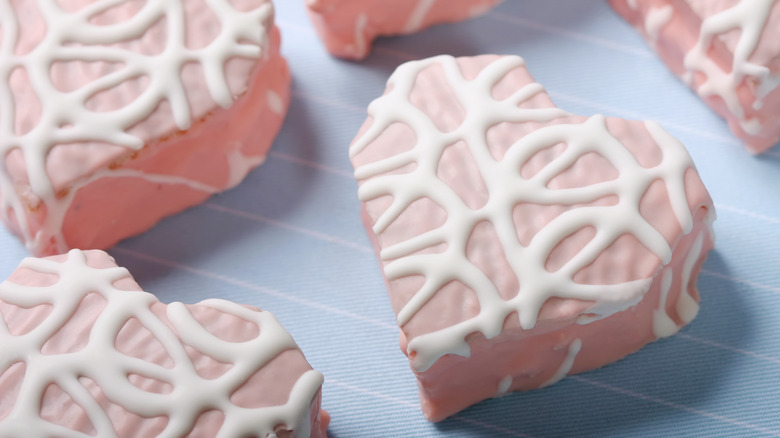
85, 168, 222, 195
652, 269, 678, 338
645, 5, 673, 42
351, 55, 699, 372
267, 89, 285, 115
405, 0, 437, 33
352, 13, 369, 57
627, 0, 639, 11
494, 375, 512, 398
653, 230, 708, 338
0, 249, 323, 438
682, 0, 779, 134
226, 148, 267, 189
540, 338, 582, 388
0, 0, 274, 254
16, 167, 225, 255
677, 231, 705, 325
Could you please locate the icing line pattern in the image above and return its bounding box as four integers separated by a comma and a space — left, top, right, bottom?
653, 228, 708, 338
0, 249, 323, 438
540, 338, 582, 388
683, 0, 779, 134
0, 0, 273, 253
645, 5, 673, 42
404, 0, 437, 32
351, 55, 699, 372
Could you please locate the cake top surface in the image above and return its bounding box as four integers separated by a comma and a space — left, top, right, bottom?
350, 54, 714, 372
0, 249, 323, 437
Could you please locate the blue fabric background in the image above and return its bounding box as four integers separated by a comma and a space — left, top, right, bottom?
2, 1, 779, 436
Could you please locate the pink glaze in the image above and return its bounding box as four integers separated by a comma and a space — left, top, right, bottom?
403, 210, 711, 422
350, 55, 715, 421
610, 0, 780, 153
0, 250, 329, 437
306, 0, 502, 59
0, 0, 291, 255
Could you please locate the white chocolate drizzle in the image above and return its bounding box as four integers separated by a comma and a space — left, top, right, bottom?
683, 0, 779, 135
653, 229, 708, 338
652, 269, 678, 338
0, 249, 323, 437
226, 149, 267, 189
645, 5, 673, 42
351, 55, 702, 372
405, 0, 437, 32
267, 89, 285, 116
352, 13, 369, 57
494, 375, 512, 398
0, 0, 275, 254
677, 231, 705, 324
540, 338, 582, 388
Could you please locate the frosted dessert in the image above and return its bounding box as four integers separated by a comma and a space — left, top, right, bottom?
350, 54, 716, 421
0, 0, 291, 256
610, 0, 780, 154
0, 249, 329, 437
306, 0, 502, 59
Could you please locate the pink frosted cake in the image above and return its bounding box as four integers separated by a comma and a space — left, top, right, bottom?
0, 249, 329, 437
350, 54, 716, 421
306, 0, 502, 59
0, 0, 291, 256
610, 0, 780, 154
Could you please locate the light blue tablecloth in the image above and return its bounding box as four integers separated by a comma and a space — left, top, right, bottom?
2, 1, 779, 436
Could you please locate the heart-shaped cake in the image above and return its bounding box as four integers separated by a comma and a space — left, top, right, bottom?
306, 0, 502, 59
350, 54, 716, 421
0, 249, 328, 437
0, 0, 290, 256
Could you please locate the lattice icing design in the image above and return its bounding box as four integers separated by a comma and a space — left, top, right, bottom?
683, 0, 780, 136
0, 249, 324, 437
350, 55, 706, 372
0, 0, 275, 253
618, 0, 780, 152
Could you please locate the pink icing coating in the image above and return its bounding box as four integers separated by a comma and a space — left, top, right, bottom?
400, 209, 711, 421
305, 0, 503, 59
610, 0, 780, 153
1, 0, 291, 255
0, 250, 329, 437
351, 54, 715, 421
